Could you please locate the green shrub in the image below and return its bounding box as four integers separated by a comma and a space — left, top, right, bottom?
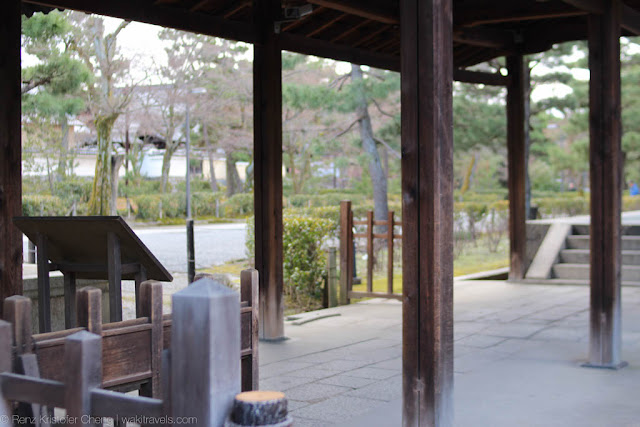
223, 193, 253, 217
52, 178, 92, 203
534, 195, 589, 218
192, 192, 224, 217
245, 214, 333, 312
23, 195, 69, 216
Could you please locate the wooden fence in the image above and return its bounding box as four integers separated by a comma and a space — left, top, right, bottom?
0, 276, 248, 426
339, 201, 402, 303
2, 269, 259, 400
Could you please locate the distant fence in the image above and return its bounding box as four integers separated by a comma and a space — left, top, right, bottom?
3, 270, 258, 398
0, 276, 249, 426
339, 201, 402, 303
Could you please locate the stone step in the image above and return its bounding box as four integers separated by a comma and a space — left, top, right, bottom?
559, 249, 640, 265
572, 225, 640, 236
566, 235, 640, 250
553, 263, 640, 281
521, 278, 640, 287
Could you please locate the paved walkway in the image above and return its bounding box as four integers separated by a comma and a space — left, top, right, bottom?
259, 280, 640, 426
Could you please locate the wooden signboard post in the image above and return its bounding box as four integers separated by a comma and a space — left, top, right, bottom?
13, 216, 173, 332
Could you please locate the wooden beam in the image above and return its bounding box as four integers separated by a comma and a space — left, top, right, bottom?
561, 0, 640, 35
454, 69, 510, 86
453, 27, 514, 50
306, 0, 399, 24
280, 32, 400, 72
401, 0, 454, 424
23, 0, 255, 44
586, 1, 625, 369
0, 0, 22, 317
455, 1, 587, 27
506, 55, 527, 281
254, 0, 284, 341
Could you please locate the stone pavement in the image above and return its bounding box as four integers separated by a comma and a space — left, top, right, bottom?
259, 280, 640, 426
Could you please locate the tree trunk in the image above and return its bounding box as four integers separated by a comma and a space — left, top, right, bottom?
57, 115, 69, 181
351, 64, 388, 223
226, 153, 242, 197
203, 125, 219, 192
161, 145, 173, 193
110, 154, 125, 215
88, 114, 117, 215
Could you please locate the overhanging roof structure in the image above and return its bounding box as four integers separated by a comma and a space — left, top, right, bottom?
22, 0, 640, 75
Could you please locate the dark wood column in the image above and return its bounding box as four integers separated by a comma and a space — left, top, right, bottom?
0, 0, 22, 316
253, 0, 284, 340
586, 0, 624, 369
506, 54, 527, 281
400, 0, 454, 425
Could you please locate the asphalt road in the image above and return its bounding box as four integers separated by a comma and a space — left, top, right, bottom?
133, 223, 247, 273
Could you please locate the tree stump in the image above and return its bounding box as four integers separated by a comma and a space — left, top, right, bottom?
227, 391, 292, 426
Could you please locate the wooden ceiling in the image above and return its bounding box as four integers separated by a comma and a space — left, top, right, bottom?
22, 0, 640, 72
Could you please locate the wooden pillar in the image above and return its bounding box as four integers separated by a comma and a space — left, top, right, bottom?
0, 0, 22, 316
506, 54, 527, 281
253, 0, 284, 340
400, 0, 454, 425
586, 0, 625, 369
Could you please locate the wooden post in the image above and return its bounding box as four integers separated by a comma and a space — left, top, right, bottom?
76, 287, 102, 335
253, 0, 284, 341
64, 272, 77, 329
139, 281, 163, 397
387, 211, 395, 295
339, 201, 352, 305
586, 0, 625, 369
65, 331, 102, 426
327, 248, 338, 308
171, 278, 241, 426
36, 234, 51, 333
0, 321, 13, 419
506, 54, 527, 281
3, 296, 32, 359
366, 211, 374, 293
400, 0, 454, 425
107, 231, 122, 322
240, 269, 259, 392
0, 0, 22, 317
134, 265, 147, 318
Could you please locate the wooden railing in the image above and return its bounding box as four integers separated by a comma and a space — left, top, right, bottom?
3, 270, 259, 398
0, 276, 250, 426
339, 201, 402, 303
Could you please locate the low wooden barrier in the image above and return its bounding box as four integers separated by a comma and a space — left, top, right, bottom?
339, 201, 402, 302
3, 269, 259, 398
0, 277, 247, 426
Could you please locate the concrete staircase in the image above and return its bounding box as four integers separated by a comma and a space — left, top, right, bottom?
550, 225, 640, 285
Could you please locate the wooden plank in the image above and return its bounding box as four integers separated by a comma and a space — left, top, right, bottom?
506, 55, 527, 281
586, 1, 624, 368
64, 272, 77, 329
561, 0, 640, 35
240, 269, 259, 391
0, 0, 22, 317
254, 0, 285, 341
0, 373, 65, 407
366, 211, 374, 293
453, 69, 510, 86
107, 231, 123, 322
139, 281, 163, 398
91, 388, 164, 419
306, 0, 399, 24
171, 278, 241, 426
36, 233, 52, 333
400, 0, 454, 424
77, 287, 102, 335
23, 0, 255, 44
65, 331, 102, 426
339, 201, 352, 305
